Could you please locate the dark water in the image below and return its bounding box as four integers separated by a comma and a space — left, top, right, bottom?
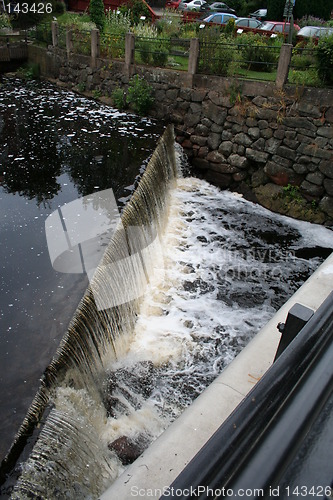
0, 78, 163, 462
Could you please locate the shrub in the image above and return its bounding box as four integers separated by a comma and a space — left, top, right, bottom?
0, 13, 11, 30
136, 39, 152, 64
291, 42, 316, 70
316, 34, 333, 84
155, 13, 181, 38
223, 17, 236, 37
54, 1, 65, 14
89, 0, 105, 31
17, 63, 40, 79
289, 68, 321, 87
127, 75, 154, 114
152, 40, 169, 67
296, 15, 328, 29
119, 0, 152, 25
104, 9, 131, 34
236, 33, 282, 72
112, 87, 127, 110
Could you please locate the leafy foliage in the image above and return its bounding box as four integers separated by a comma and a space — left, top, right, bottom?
294, 0, 332, 21
119, 0, 152, 25
89, 0, 105, 31
267, 0, 285, 21
127, 74, 154, 114
268, 0, 333, 22
112, 75, 154, 114
0, 13, 11, 30
236, 33, 282, 72
112, 87, 128, 110
104, 9, 131, 34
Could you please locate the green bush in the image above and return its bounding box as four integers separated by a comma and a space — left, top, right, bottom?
152, 40, 169, 67
89, 0, 105, 31
0, 13, 11, 30
17, 63, 40, 79
127, 74, 154, 114
236, 33, 282, 72
119, 0, 152, 25
316, 34, 333, 85
112, 87, 127, 110
291, 43, 316, 70
54, 1, 65, 14
289, 68, 321, 87
137, 39, 152, 64
104, 9, 131, 34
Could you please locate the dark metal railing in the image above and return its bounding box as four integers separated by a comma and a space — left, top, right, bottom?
160, 291, 333, 499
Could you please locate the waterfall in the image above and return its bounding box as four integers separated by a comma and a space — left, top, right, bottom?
2, 124, 177, 497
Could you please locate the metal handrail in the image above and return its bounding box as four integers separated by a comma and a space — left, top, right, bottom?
160, 291, 333, 499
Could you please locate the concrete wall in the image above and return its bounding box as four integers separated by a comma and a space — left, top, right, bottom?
28, 44, 333, 225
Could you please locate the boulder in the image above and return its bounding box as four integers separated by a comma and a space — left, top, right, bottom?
108, 435, 150, 465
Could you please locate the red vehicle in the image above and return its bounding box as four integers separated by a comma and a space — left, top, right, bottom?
259, 21, 300, 36
165, 0, 182, 8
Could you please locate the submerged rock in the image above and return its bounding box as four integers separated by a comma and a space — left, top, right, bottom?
108, 434, 150, 465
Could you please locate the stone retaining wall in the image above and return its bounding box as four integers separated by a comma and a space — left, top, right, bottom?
28, 45, 333, 225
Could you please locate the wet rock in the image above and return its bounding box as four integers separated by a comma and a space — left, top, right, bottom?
108, 435, 150, 465
324, 179, 333, 196
203, 101, 226, 125
234, 132, 252, 147
265, 161, 302, 186
207, 151, 225, 163
104, 361, 155, 417
284, 116, 316, 131
190, 135, 207, 146
306, 172, 324, 186
265, 137, 281, 154
319, 161, 333, 179
228, 154, 247, 169
319, 196, 333, 218
195, 123, 209, 136
219, 141, 233, 156
300, 180, 324, 197
248, 127, 260, 140
245, 148, 269, 164
207, 132, 221, 150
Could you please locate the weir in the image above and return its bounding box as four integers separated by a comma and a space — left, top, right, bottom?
1, 125, 177, 497
1, 120, 333, 498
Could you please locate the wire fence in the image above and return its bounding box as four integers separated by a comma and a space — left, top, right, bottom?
25, 23, 331, 85
100, 32, 126, 60
198, 37, 281, 80
135, 36, 190, 70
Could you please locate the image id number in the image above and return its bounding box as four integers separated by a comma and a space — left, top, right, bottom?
285, 486, 333, 497
6, 2, 53, 14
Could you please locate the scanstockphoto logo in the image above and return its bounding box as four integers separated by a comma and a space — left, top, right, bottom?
217, 247, 296, 282
45, 189, 164, 311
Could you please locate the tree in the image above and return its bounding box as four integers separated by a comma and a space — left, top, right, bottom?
267, 0, 285, 21
294, 0, 333, 21
267, 0, 333, 21
89, 0, 105, 31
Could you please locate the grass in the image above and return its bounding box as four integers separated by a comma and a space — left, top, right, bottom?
232, 68, 277, 82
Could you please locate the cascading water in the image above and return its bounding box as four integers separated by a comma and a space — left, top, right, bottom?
2, 125, 333, 498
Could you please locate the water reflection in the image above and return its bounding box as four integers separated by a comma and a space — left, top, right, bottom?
0, 78, 163, 462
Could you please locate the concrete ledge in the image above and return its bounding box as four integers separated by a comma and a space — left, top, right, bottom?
100, 251, 333, 499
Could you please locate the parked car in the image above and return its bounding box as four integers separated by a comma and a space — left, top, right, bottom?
297, 26, 333, 42
199, 2, 236, 15
182, 0, 206, 11
199, 12, 237, 25
235, 17, 262, 29
249, 8, 267, 21
259, 21, 300, 36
